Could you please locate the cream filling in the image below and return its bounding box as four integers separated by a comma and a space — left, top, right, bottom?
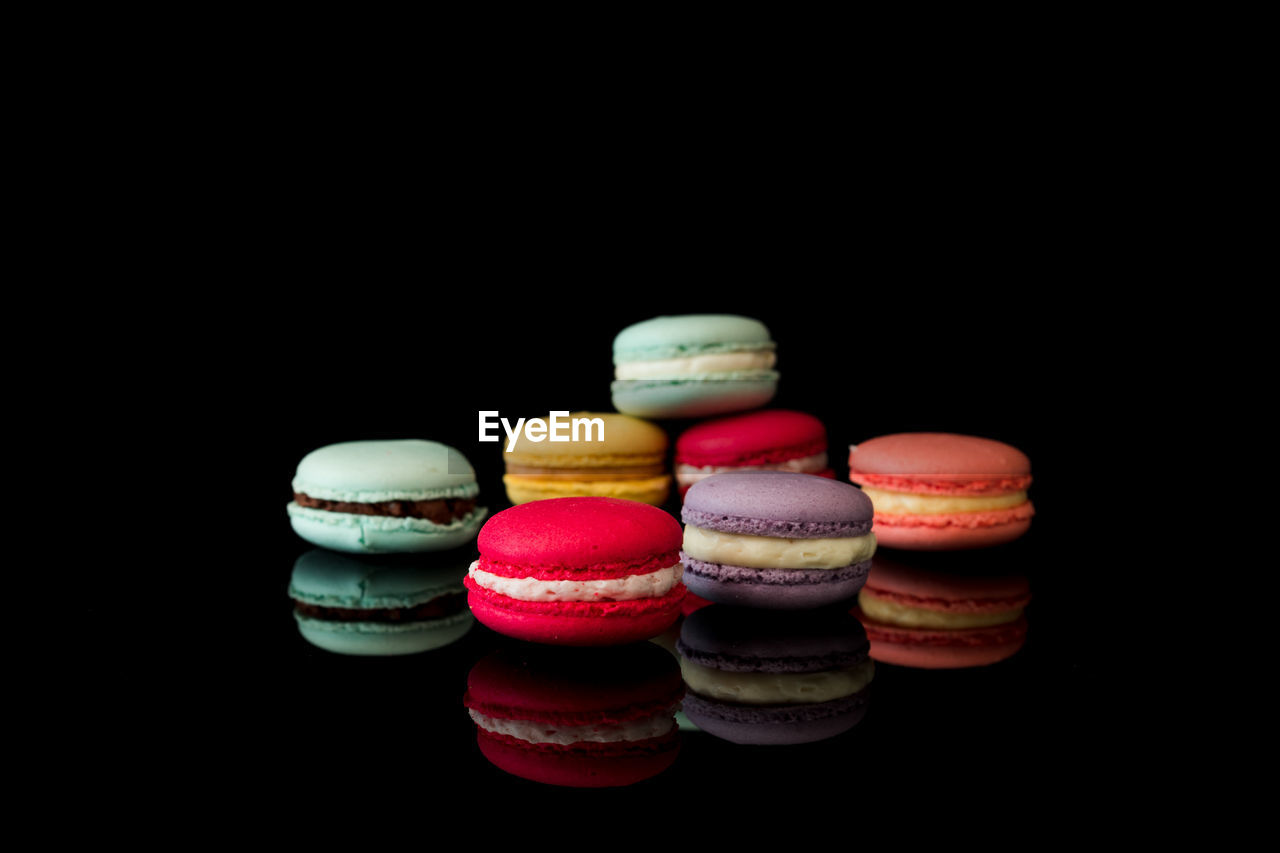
615, 351, 777, 380
468, 561, 682, 602
682, 526, 875, 570
858, 591, 1023, 629
680, 658, 874, 704
675, 453, 828, 487
860, 487, 1028, 515
469, 709, 674, 744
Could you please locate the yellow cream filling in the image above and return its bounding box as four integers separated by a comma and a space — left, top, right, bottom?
682, 525, 876, 570
858, 590, 1023, 629
680, 658, 874, 704
860, 487, 1028, 515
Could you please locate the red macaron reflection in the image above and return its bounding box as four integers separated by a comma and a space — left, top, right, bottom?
851, 555, 1031, 669
463, 643, 684, 788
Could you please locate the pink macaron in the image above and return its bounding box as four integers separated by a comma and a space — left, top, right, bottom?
848, 432, 1034, 550
674, 410, 834, 497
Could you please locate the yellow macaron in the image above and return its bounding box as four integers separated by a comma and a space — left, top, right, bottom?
502, 412, 670, 506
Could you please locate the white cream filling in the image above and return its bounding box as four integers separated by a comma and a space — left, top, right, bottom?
675, 453, 828, 488
469, 709, 674, 744
468, 561, 683, 602
680, 658, 875, 704
682, 526, 875, 570
615, 351, 777, 380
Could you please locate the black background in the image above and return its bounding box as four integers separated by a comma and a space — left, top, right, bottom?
203, 295, 1103, 810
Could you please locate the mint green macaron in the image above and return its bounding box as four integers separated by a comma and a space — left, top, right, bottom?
612, 315, 779, 419
286, 439, 487, 554
289, 549, 474, 655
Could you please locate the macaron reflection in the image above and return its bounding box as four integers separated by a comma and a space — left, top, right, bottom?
675, 605, 874, 745
463, 643, 683, 788
851, 555, 1031, 668
288, 549, 473, 655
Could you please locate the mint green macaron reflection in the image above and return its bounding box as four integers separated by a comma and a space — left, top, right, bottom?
289, 549, 474, 656
286, 439, 487, 554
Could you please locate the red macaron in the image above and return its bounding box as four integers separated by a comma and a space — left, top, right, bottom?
848, 432, 1034, 550
674, 409, 834, 497
852, 556, 1031, 668
464, 497, 687, 646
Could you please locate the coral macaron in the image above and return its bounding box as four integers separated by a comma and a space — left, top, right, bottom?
848, 432, 1034, 550
464, 497, 687, 646
675, 409, 833, 497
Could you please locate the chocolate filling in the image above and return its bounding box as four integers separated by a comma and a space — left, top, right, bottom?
294, 592, 466, 623
293, 492, 476, 524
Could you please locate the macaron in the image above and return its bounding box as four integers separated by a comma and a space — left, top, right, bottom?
674, 409, 833, 497
676, 605, 874, 745
288, 549, 473, 655
287, 439, 487, 554
464, 643, 683, 787
464, 497, 687, 645
611, 315, 778, 419
502, 412, 670, 506
680, 470, 876, 609
852, 556, 1031, 668
848, 432, 1034, 550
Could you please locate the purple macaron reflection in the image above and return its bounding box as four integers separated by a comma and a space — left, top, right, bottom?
675, 605, 873, 746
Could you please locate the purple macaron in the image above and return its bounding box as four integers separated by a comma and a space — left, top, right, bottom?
679, 470, 876, 609
676, 605, 873, 745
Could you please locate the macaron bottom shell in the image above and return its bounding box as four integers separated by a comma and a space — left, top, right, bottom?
294, 611, 474, 656
464, 579, 687, 646
288, 504, 487, 554
872, 514, 1032, 550
611, 377, 777, 419
680, 556, 871, 610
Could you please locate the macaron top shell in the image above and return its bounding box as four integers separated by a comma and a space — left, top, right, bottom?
682, 470, 874, 539
479, 496, 683, 570
848, 433, 1030, 494
613, 315, 774, 362
292, 439, 480, 502
288, 549, 469, 610
505, 412, 667, 462
676, 410, 827, 468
